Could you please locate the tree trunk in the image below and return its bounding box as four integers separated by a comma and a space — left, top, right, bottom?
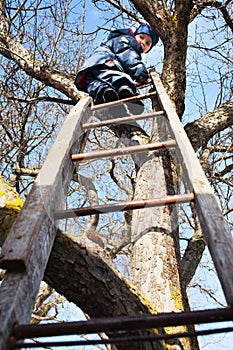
130, 115, 199, 350
0, 176, 24, 246
45, 231, 166, 350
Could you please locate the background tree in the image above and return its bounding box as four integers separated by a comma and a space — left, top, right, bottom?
0, 0, 232, 349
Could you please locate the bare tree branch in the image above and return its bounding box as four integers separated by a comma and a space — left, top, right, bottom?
185, 101, 233, 151
0, 1, 84, 102
190, 0, 233, 30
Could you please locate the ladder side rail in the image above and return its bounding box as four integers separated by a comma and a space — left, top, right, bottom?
150, 70, 233, 306
0, 244, 55, 350
0, 97, 92, 350
0, 96, 92, 271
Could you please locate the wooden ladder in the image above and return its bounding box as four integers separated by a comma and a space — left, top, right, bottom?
0, 71, 233, 349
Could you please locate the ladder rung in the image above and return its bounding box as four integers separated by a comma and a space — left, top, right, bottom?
54, 193, 195, 220
11, 306, 233, 340
82, 111, 165, 130
71, 140, 176, 162
137, 79, 153, 89
90, 91, 157, 111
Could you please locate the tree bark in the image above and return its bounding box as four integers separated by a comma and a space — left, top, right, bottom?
0, 176, 24, 246
130, 0, 193, 116
44, 231, 166, 350
130, 114, 199, 350
185, 101, 233, 151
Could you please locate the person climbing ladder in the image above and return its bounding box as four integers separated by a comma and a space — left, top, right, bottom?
74, 23, 159, 115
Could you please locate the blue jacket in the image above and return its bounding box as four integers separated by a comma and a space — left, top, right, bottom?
75, 28, 149, 91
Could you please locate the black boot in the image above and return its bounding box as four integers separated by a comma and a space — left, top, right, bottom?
103, 87, 119, 102
102, 87, 128, 118
118, 85, 144, 115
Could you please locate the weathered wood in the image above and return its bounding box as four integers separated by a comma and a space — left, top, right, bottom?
0, 96, 92, 271
0, 97, 92, 272
150, 70, 233, 306
0, 229, 55, 349
71, 140, 176, 161
0, 97, 92, 350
